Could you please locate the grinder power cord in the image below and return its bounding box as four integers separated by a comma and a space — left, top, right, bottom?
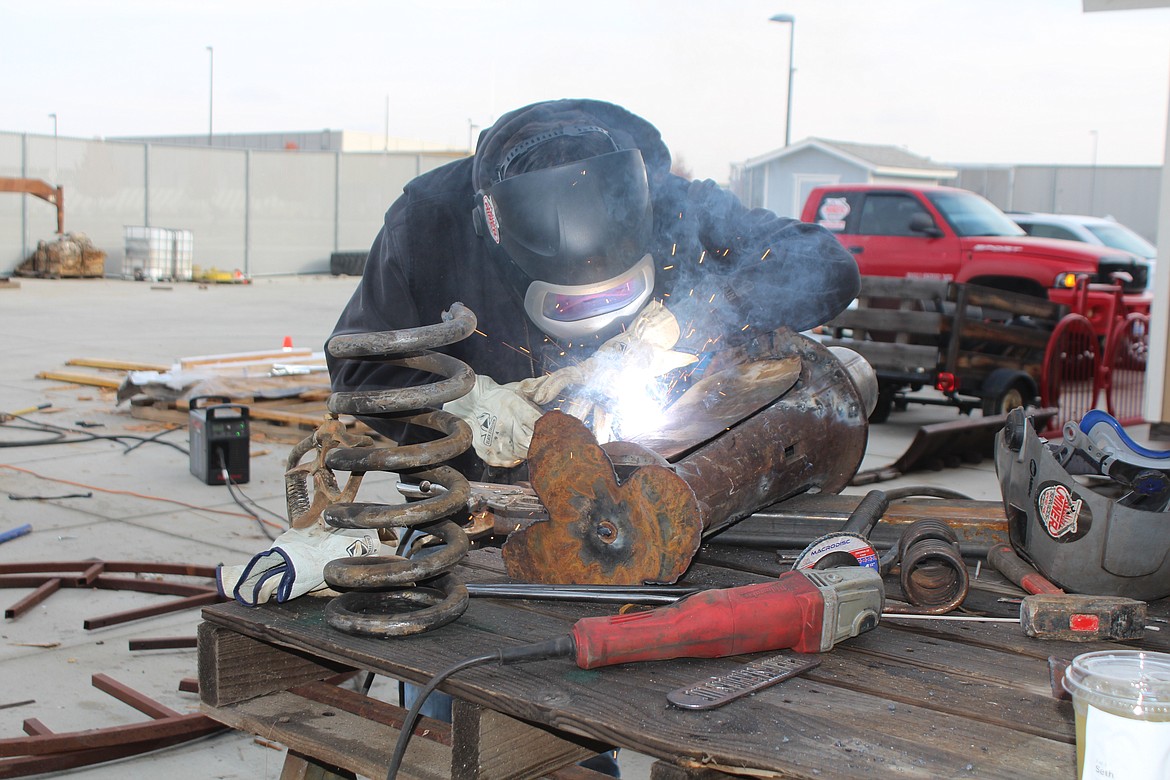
383, 567, 883, 779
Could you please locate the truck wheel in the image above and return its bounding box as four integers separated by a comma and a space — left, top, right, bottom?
982, 379, 1032, 417
869, 386, 896, 424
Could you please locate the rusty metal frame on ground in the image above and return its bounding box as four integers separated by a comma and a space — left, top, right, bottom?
0, 560, 224, 625
0, 560, 232, 777
0, 673, 225, 777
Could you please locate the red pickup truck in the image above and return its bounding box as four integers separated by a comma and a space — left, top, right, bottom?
801, 184, 1152, 334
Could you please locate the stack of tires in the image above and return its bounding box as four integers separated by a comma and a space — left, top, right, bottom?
330, 251, 367, 276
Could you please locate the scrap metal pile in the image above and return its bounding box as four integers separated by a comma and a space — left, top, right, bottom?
14, 234, 106, 279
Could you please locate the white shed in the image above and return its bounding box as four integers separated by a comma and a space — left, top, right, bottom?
734, 138, 958, 219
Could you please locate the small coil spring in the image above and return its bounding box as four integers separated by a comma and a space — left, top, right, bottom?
318, 303, 477, 637
888, 519, 970, 615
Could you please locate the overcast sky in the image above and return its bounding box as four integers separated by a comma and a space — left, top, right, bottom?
3, 0, 1169, 182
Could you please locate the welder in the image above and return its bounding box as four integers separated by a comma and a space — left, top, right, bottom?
327, 98, 861, 482
326, 98, 861, 777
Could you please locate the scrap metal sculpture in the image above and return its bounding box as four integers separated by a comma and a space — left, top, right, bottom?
504, 330, 872, 585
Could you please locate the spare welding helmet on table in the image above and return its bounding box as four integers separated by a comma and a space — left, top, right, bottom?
995, 408, 1170, 601
472, 126, 655, 341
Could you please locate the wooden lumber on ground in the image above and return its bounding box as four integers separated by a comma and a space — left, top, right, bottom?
34, 370, 123, 389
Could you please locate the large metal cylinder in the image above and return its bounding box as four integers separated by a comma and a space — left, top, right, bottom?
674, 332, 870, 539
504, 330, 871, 585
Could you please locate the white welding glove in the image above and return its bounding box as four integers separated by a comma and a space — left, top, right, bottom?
517, 300, 699, 407
217, 525, 381, 607
442, 374, 543, 468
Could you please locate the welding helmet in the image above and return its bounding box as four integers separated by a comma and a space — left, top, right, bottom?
472, 126, 655, 340
995, 409, 1170, 601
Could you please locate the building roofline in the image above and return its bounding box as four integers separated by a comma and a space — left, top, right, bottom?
743, 138, 957, 178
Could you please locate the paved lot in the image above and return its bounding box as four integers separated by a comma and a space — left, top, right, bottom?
0, 276, 1138, 778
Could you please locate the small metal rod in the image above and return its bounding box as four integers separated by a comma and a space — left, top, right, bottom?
83, 592, 222, 631
466, 583, 701, 604
127, 637, 198, 652
91, 674, 181, 720
882, 614, 1019, 623
4, 578, 62, 619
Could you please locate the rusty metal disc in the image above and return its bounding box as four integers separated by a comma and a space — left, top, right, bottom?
502, 411, 703, 585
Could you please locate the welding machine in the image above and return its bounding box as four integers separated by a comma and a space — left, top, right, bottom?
189, 395, 250, 485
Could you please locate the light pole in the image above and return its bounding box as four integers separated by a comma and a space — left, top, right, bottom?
468, 118, 480, 153
1089, 129, 1099, 214
206, 46, 214, 145
48, 113, 58, 183
769, 14, 796, 147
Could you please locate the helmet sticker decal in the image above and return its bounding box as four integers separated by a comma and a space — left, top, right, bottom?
1036, 482, 1083, 539
482, 194, 501, 244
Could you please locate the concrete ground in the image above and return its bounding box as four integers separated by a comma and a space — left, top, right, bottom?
0, 276, 1145, 779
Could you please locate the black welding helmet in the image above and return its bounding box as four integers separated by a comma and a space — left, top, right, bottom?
995, 409, 1170, 601
473, 126, 655, 340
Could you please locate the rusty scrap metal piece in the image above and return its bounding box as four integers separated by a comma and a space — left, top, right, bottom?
0, 561, 223, 628
83, 591, 221, 631
4, 579, 61, 620
851, 408, 1059, 485
285, 417, 374, 530
628, 356, 801, 459
504, 411, 704, 585
0, 674, 224, 777
505, 331, 870, 585
127, 637, 197, 651
891, 519, 970, 615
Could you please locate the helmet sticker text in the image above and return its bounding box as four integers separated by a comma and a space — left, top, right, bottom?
1037, 483, 1082, 539
482, 194, 501, 244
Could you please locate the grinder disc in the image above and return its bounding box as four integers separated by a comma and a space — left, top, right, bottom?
503, 411, 703, 585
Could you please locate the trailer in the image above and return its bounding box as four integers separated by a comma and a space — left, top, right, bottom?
821, 276, 1066, 422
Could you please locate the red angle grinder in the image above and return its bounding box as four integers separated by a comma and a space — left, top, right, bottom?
385, 567, 884, 778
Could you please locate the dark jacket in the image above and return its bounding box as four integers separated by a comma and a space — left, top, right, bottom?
328, 99, 860, 472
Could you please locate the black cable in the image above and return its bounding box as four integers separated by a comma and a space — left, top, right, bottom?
884, 486, 973, 501
228, 477, 288, 526
385, 637, 575, 780
121, 425, 184, 455
218, 450, 280, 541
0, 414, 189, 454
0, 424, 66, 446
385, 653, 498, 780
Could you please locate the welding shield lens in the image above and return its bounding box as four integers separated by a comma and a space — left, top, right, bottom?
524, 253, 654, 340
485, 149, 652, 286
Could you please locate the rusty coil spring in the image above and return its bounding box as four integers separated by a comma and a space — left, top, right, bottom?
888, 518, 970, 615
319, 303, 477, 637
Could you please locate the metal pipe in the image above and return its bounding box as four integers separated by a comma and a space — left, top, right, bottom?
674, 331, 870, 539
